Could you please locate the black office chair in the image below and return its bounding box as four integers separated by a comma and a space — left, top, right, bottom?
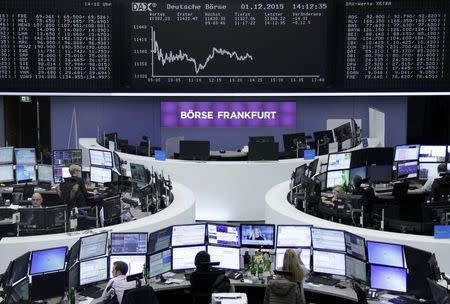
352, 282, 368, 304
393, 181, 408, 202
122, 286, 159, 304
426, 278, 449, 304
190, 269, 227, 304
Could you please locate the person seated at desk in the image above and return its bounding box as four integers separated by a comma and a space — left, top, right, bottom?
101, 261, 135, 304
430, 170, 450, 202
351, 175, 376, 224
264, 249, 306, 304
423, 163, 446, 193
31, 192, 43, 208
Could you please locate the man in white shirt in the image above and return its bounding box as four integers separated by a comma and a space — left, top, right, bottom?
422, 163, 447, 192
101, 261, 135, 303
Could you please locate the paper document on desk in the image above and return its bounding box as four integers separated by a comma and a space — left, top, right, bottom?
212, 293, 247, 304
165, 278, 184, 284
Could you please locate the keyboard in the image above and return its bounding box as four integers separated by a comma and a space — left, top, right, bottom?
305, 275, 339, 286
79, 286, 103, 298
389, 296, 421, 304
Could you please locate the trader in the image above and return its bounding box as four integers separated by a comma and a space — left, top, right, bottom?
101, 261, 135, 303
31, 192, 43, 208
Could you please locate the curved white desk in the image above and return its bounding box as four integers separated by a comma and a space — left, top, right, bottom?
80, 138, 381, 221
0, 182, 195, 273
265, 180, 450, 274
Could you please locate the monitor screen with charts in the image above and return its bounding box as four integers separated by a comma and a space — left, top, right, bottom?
171, 224, 205, 247
344, 232, 366, 261
111, 233, 148, 255
29, 247, 67, 275
419, 163, 440, 180
52, 150, 82, 167
326, 170, 350, 189
419, 145, 446, 163
0, 147, 13, 164
241, 224, 275, 248
397, 161, 418, 179
312, 250, 345, 276
207, 245, 240, 270
14, 148, 36, 165
53, 166, 70, 184
90, 166, 111, 183
395, 145, 420, 162
149, 249, 172, 278
276, 248, 311, 270
109, 255, 146, 277
0, 164, 14, 183
207, 224, 240, 247
311, 228, 346, 252
79, 232, 108, 261
38, 165, 53, 183
89, 149, 113, 168
346, 255, 366, 283
15, 165, 36, 182
370, 265, 407, 293
79, 256, 108, 286
148, 227, 172, 254
172, 246, 206, 271
328, 152, 352, 171
367, 241, 404, 268
277, 225, 311, 248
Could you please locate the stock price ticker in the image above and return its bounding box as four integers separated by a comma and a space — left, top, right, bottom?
128, 1, 329, 92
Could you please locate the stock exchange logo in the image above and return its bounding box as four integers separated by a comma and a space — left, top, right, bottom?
132, 2, 157, 11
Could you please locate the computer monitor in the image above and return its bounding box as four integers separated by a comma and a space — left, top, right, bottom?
419, 163, 440, 180
14, 148, 36, 165
345, 255, 366, 283
326, 169, 350, 189
397, 161, 418, 179
277, 225, 311, 247
45, 205, 67, 229
275, 248, 311, 270
79, 256, 108, 286
419, 146, 446, 163
29, 247, 67, 275
367, 147, 394, 166
313, 130, 334, 145
37, 165, 53, 183
52, 149, 82, 167
79, 232, 108, 261
328, 152, 352, 171
68, 263, 79, 289
15, 165, 36, 183
350, 167, 367, 183
0, 164, 14, 183
0, 147, 14, 164
394, 145, 420, 162
207, 245, 240, 270
367, 165, 392, 183
283, 133, 306, 152
207, 224, 240, 247
312, 250, 345, 276
89, 149, 113, 168
109, 255, 146, 277
18, 208, 46, 230
6, 277, 29, 303
240, 224, 275, 248
90, 166, 111, 184
370, 265, 407, 293
172, 245, 206, 271
102, 195, 122, 223
311, 228, 346, 252
179, 140, 210, 161
344, 232, 366, 261
148, 227, 172, 254
9, 252, 30, 286
366, 241, 404, 268
52, 166, 70, 184
308, 159, 319, 177
171, 224, 206, 247
334, 122, 353, 143
130, 163, 146, 183
248, 142, 279, 161
149, 249, 172, 278
249, 136, 275, 144
110, 232, 148, 255
293, 164, 307, 187
67, 240, 80, 270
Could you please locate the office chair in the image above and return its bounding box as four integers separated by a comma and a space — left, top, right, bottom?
352, 282, 368, 304
13, 184, 35, 200
191, 269, 227, 304
426, 278, 449, 304
122, 286, 159, 304
393, 181, 408, 202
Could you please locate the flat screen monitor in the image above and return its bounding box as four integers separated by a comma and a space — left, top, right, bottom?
275, 248, 311, 270
68, 263, 79, 289
9, 252, 30, 285
367, 147, 394, 166
148, 227, 172, 254
345, 255, 367, 283
313, 130, 334, 145
67, 240, 80, 270
90, 166, 111, 183
149, 249, 172, 278
277, 225, 311, 247
0, 164, 14, 183
179, 140, 210, 161
130, 163, 146, 183
328, 152, 352, 171
52, 150, 82, 167
249, 136, 275, 144
370, 265, 407, 293
171, 224, 206, 247
419, 146, 446, 163
29, 247, 67, 275
208, 245, 240, 270
311, 228, 346, 252
7, 277, 29, 303
14, 148, 36, 165
45, 205, 67, 229
315, 172, 327, 192
37, 165, 53, 183
89, 149, 113, 168
0, 147, 14, 164
207, 224, 240, 247
102, 195, 121, 221
111, 233, 148, 255
312, 250, 345, 276
109, 255, 146, 277
79, 232, 108, 261
334, 122, 353, 143
172, 246, 206, 271
344, 232, 366, 261
248, 142, 279, 161
52, 166, 70, 184
293, 164, 307, 187
18, 208, 45, 230
308, 159, 319, 177
367, 165, 392, 183
394, 145, 420, 162
240, 224, 275, 248
397, 161, 418, 179
419, 163, 440, 180
283, 133, 306, 152
15, 165, 36, 182
79, 256, 108, 286
367, 241, 404, 268
326, 169, 350, 189
350, 167, 367, 183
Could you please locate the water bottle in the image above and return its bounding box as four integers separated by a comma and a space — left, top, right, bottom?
70, 209, 78, 232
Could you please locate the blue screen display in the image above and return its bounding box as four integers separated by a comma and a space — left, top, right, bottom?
367, 241, 404, 268
370, 265, 407, 292
15, 165, 36, 182
15, 148, 36, 165
29, 247, 67, 275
